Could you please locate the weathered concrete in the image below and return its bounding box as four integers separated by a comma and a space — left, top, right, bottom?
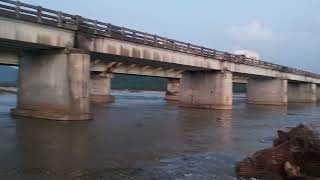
90, 60, 182, 78
1, 17, 320, 84
317, 85, 320, 102
247, 78, 288, 105
233, 76, 248, 84
90, 73, 114, 103
0, 17, 75, 48
0, 48, 19, 65
77, 34, 320, 84
165, 78, 180, 101
288, 83, 317, 103
11, 49, 91, 120
180, 71, 233, 109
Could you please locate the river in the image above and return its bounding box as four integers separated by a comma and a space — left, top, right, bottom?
0, 91, 319, 180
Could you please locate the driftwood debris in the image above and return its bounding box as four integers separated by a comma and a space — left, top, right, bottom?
236, 124, 320, 179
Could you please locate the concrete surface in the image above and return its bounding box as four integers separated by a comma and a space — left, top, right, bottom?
288, 83, 317, 103
11, 49, 91, 120
77, 33, 320, 84
90, 73, 114, 103
165, 78, 180, 101
0, 17, 74, 48
247, 78, 288, 105
180, 71, 233, 109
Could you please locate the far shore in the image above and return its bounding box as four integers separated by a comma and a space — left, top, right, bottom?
0, 86, 17, 94
0, 87, 246, 96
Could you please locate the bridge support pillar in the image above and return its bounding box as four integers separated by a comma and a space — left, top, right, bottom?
288, 82, 317, 103
317, 85, 320, 102
90, 73, 114, 103
247, 78, 288, 105
165, 78, 180, 101
180, 71, 232, 109
11, 49, 91, 120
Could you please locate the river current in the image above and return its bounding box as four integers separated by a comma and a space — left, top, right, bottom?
0, 91, 319, 180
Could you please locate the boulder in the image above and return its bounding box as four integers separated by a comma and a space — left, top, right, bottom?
236, 124, 320, 179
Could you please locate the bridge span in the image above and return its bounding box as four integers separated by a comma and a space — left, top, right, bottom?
0, 0, 319, 120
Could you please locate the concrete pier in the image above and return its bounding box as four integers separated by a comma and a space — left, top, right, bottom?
180, 71, 232, 109
288, 82, 317, 103
165, 78, 180, 101
317, 85, 320, 102
11, 49, 91, 120
247, 78, 288, 105
90, 73, 114, 103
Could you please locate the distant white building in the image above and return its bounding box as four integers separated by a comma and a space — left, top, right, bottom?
234, 50, 260, 60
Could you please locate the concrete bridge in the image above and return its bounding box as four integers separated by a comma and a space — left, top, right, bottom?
0, 0, 320, 120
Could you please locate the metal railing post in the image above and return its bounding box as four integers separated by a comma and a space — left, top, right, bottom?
37, 6, 42, 23
132, 32, 136, 40
107, 23, 112, 36
143, 32, 147, 44
75, 15, 82, 30
57, 11, 63, 27
15, 1, 21, 18
120, 27, 125, 39
94, 20, 98, 34
212, 50, 216, 58
154, 35, 157, 46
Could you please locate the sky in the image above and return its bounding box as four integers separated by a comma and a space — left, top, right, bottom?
22, 0, 320, 73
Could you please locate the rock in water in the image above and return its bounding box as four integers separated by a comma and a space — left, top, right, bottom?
236, 142, 293, 178
284, 161, 301, 177
236, 124, 320, 179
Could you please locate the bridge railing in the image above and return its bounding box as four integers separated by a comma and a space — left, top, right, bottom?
0, 0, 319, 79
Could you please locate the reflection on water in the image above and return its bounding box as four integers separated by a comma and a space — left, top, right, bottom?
15, 118, 91, 179
0, 91, 319, 179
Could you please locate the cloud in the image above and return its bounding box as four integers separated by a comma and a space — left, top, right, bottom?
230, 20, 274, 41
234, 49, 260, 60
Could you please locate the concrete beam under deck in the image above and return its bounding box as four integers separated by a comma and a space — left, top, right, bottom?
0, 48, 19, 65
91, 60, 182, 79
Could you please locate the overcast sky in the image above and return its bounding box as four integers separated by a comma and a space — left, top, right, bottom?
23, 0, 320, 73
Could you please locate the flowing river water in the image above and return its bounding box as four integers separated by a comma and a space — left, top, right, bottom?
0, 91, 319, 180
